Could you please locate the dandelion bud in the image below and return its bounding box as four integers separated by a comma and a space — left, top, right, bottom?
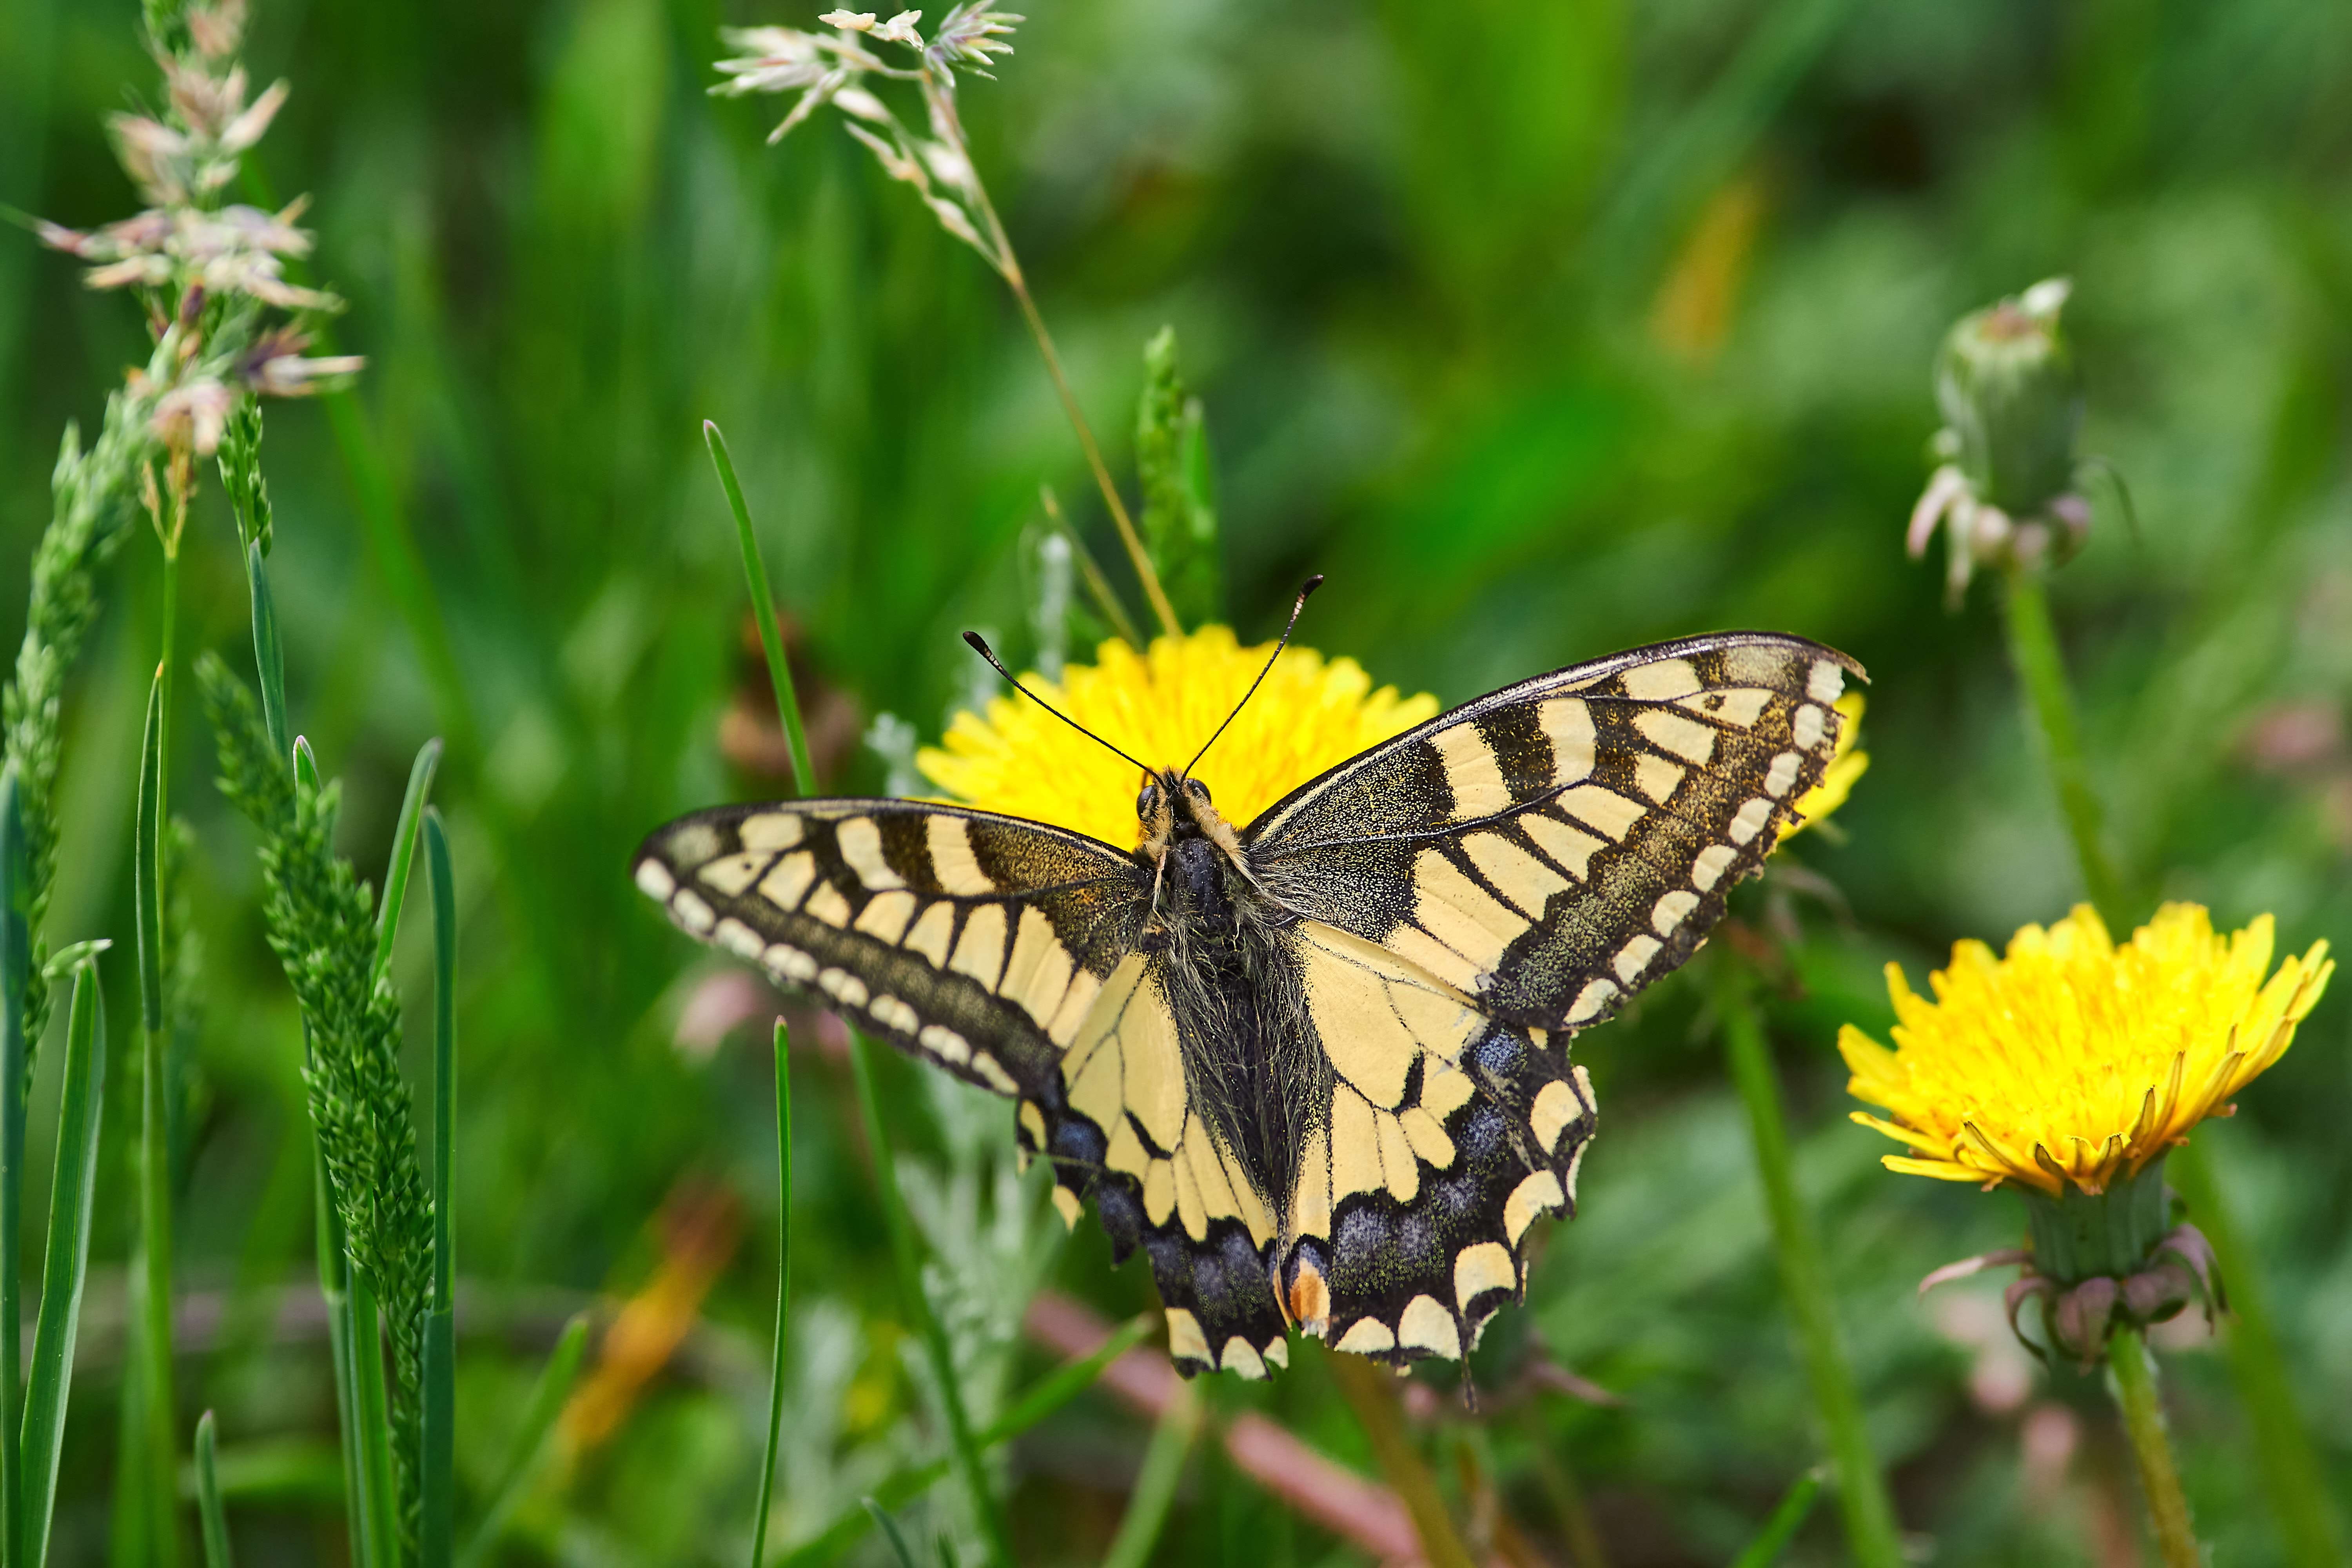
1936, 278, 2080, 518
1908, 279, 2101, 602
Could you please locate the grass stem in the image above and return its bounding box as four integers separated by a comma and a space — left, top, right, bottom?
751, 1019, 791, 1568
421, 809, 457, 1568
1728, 1467, 1825, 1568
846, 1036, 1013, 1568
2, 764, 28, 1568
1324, 1350, 1475, 1568
1099, 1385, 1201, 1568
348, 1271, 400, 1568
927, 79, 1178, 642
1717, 961, 1903, 1568
2107, 1328, 2200, 1568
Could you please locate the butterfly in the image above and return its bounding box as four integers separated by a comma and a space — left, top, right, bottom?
634, 590, 1859, 1378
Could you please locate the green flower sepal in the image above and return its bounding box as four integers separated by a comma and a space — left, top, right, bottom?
1921, 1157, 2222, 1370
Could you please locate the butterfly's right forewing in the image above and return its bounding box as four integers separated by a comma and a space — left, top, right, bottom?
1246, 633, 1859, 1033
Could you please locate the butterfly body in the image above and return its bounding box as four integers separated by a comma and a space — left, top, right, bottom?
636, 632, 1858, 1376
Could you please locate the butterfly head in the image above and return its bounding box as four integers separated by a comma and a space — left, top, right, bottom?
1136, 768, 1245, 864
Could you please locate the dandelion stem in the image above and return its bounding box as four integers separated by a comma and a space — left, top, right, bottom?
1717, 961, 1903, 1568
1325, 1350, 1477, 1568
2107, 1327, 2200, 1568
707, 422, 817, 797
2166, 1139, 2347, 1566
1998, 564, 2128, 929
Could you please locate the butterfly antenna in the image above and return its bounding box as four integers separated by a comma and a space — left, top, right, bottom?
1181, 575, 1323, 780
962, 632, 1156, 775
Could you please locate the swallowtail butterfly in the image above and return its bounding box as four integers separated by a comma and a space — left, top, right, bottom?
635, 601, 1859, 1377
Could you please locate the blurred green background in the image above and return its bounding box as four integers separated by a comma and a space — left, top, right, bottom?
5, 0, 2351, 1561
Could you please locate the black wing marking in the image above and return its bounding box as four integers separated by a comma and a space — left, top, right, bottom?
1244, 633, 1860, 1033
633, 800, 1148, 1096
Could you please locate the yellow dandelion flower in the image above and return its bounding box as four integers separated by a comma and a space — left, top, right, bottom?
1787, 691, 1868, 834
1840, 904, 2332, 1198
917, 625, 1440, 846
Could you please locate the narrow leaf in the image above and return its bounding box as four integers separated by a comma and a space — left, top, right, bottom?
455, 1313, 591, 1568
194, 1412, 233, 1568
861, 1501, 922, 1568
244, 542, 289, 765
751, 1020, 791, 1568
706, 421, 816, 795
370, 737, 444, 986
24, 958, 109, 1568
1730, 1467, 1825, 1568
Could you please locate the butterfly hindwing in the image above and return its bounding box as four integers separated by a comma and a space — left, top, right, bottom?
633, 801, 1148, 1096
1246, 633, 1857, 1034
1042, 953, 1291, 1379
1267, 920, 1597, 1364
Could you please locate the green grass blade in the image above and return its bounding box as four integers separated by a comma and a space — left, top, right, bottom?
1729, 1467, 1824, 1568
134, 675, 163, 1036
134, 672, 183, 1566
860, 1501, 922, 1568
846, 1035, 1013, 1568
421, 1314, 454, 1568
705, 421, 815, 796
454, 1313, 590, 1568
1098, 1386, 1200, 1568
194, 1412, 232, 1568
370, 738, 445, 987
422, 808, 457, 1568
110, 1355, 148, 1567
751, 1019, 791, 1568
23, 955, 107, 1567
348, 1274, 400, 1568
782, 1314, 1154, 1567
243, 541, 289, 768
2, 763, 28, 1568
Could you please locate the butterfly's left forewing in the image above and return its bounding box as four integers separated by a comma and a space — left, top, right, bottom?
633, 800, 1148, 1098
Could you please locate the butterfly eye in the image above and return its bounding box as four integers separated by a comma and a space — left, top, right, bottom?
1136, 782, 1161, 819
1187, 778, 1212, 806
